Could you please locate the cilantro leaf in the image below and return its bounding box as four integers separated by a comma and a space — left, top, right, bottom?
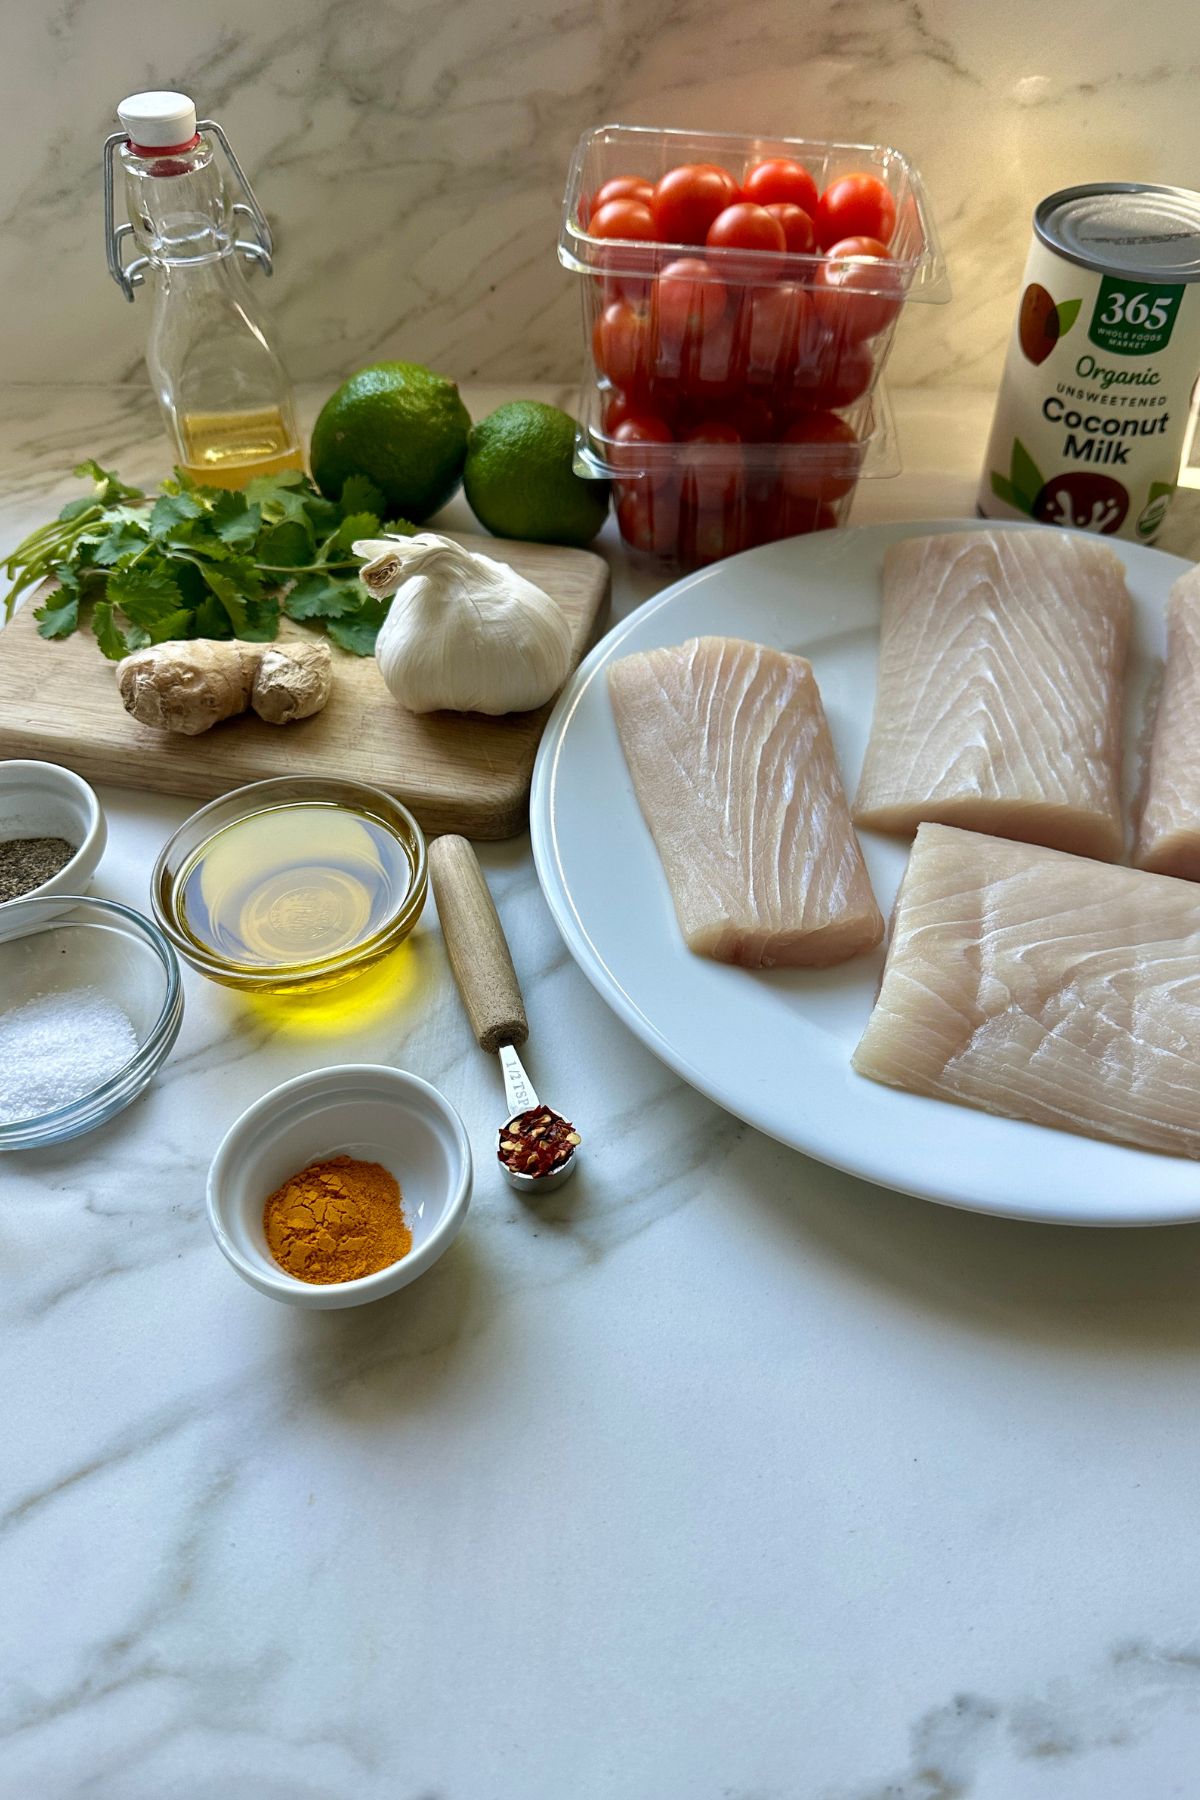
90, 521, 150, 567
74, 459, 120, 484
192, 593, 234, 639
58, 497, 98, 524
197, 563, 240, 611
50, 563, 82, 596
338, 475, 386, 519
92, 599, 149, 660
203, 554, 264, 599
257, 519, 314, 569
300, 494, 342, 537
209, 490, 263, 546
34, 593, 80, 639
273, 488, 318, 526
143, 609, 195, 644
381, 518, 416, 538
224, 596, 280, 641
159, 518, 236, 557
334, 511, 381, 553
327, 597, 391, 656
199, 564, 278, 640
107, 564, 185, 625
283, 574, 363, 621
168, 559, 215, 612
149, 492, 204, 538
73, 460, 145, 505
245, 469, 309, 509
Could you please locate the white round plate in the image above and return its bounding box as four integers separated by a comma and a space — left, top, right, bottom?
531, 519, 1200, 1226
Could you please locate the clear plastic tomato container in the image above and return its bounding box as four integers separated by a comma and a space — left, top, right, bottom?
560, 124, 948, 406
578, 378, 898, 568
558, 124, 946, 562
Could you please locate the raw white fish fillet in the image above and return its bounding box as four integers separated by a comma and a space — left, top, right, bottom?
609, 635, 882, 968
854, 822, 1200, 1159
852, 529, 1130, 860
1136, 565, 1200, 879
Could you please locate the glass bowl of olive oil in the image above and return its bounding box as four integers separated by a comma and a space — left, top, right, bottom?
153, 778, 427, 993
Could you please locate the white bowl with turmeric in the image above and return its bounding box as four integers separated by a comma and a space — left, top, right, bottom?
207, 1064, 472, 1308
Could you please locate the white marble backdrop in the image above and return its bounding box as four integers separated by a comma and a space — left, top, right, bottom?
1, 0, 1198, 392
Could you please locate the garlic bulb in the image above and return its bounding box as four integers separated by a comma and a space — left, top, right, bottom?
356, 533, 573, 716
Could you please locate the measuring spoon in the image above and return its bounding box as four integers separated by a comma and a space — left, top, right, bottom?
429, 834, 580, 1193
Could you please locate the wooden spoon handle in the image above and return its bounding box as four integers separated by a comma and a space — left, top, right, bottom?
428, 834, 529, 1055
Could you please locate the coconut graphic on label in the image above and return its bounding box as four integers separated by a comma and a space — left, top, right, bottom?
1032, 471, 1128, 533
990, 437, 1129, 534
1018, 284, 1082, 364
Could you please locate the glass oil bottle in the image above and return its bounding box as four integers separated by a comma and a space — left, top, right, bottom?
103, 90, 302, 489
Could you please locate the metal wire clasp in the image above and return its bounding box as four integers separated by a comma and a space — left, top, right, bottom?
102, 118, 276, 302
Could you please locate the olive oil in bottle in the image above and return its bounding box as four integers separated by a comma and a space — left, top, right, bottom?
106, 92, 301, 489
175, 802, 415, 980
178, 406, 304, 489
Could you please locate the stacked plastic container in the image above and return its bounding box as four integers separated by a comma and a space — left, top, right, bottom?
559, 125, 949, 568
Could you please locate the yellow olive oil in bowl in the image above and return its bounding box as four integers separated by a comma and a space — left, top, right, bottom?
153, 779, 427, 994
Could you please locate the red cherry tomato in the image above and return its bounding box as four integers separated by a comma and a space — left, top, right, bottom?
652, 164, 740, 246
720, 393, 777, 442
764, 203, 815, 254
600, 272, 651, 310
742, 285, 812, 384
682, 420, 742, 447
684, 498, 749, 567
746, 476, 786, 546
589, 198, 657, 241
591, 176, 655, 218
610, 412, 674, 475
705, 203, 788, 275
652, 258, 727, 359
815, 173, 897, 250
750, 471, 841, 545
742, 157, 820, 217
751, 479, 839, 547
592, 299, 650, 390
683, 316, 744, 401
781, 412, 861, 501
615, 478, 679, 556
680, 419, 743, 517
601, 386, 639, 433
813, 235, 903, 343
806, 337, 874, 409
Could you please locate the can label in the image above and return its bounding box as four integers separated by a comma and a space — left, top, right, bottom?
979, 226, 1200, 542
1088, 276, 1183, 356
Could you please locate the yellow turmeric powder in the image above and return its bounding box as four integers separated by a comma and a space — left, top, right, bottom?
263, 1154, 411, 1284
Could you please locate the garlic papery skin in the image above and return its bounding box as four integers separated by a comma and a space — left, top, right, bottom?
356, 533, 573, 716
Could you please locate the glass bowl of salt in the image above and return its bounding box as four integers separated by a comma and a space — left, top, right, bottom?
0, 895, 184, 1149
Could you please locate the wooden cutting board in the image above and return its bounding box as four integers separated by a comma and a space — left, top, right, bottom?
0, 533, 610, 839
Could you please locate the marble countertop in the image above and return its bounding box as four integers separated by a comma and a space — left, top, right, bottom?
4, 383, 1200, 1799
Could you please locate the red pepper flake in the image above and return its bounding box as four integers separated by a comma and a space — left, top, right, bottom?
497, 1108, 581, 1178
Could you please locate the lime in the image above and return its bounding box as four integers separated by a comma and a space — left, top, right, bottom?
310, 362, 471, 521
463, 402, 609, 546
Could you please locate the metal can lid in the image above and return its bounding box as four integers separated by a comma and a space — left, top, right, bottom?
1036, 183, 1200, 282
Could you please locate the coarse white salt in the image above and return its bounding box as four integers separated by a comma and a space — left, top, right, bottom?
0, 986, 139, 1125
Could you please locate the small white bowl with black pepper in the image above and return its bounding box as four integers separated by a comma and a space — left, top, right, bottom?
0, 760, 106, 910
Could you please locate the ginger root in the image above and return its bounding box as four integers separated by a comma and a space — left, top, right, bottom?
116, 639, 332, 736
249, 643, 333, 724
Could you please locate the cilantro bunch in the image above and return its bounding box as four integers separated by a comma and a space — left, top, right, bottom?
2, 460, 413, 659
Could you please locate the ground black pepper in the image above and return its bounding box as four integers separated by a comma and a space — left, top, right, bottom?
0, 836, 75, 902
